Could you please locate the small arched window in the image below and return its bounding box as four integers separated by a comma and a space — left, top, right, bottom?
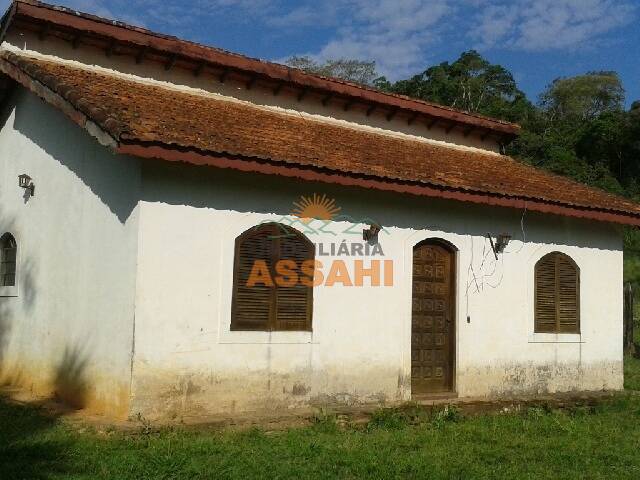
534, 252, 580, 334
0, 233, 17, 287
231, 223, 314, 331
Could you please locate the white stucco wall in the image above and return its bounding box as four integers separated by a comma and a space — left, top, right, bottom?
130, 161, 623, 420
0, 87, 140, 417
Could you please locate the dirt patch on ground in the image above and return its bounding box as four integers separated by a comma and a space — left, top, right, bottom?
416, 391, 623, 415
1, 385, 632, 434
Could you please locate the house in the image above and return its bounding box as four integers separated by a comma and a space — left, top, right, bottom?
0, 1, 637, 420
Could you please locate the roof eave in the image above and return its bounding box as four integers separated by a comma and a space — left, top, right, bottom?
117, 141, 640, 227
0, 52, 118, 148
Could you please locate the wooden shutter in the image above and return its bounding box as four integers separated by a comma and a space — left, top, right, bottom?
556, 254, 579, 333
534, 254, 557, 333
275, 233, 314, 331
231, 225, 274, 330
535, 252, 579, 334
0, 233, 17, 287
231, 223, 313, 331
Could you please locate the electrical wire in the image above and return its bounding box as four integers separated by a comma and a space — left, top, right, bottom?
505, 207, 528, 255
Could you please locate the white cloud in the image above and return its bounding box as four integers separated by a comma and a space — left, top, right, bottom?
267, 0, 452, 79
266, 5, 329, 27
471, 0, 636, 51
267, 0, 636, 78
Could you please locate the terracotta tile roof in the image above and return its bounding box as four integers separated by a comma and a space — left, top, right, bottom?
2, 51, 640, 225
1, 1, 519, 139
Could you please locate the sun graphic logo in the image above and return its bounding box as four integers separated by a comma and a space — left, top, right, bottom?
291, 194, 342, 223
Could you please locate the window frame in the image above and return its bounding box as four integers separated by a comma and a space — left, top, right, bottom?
230, 222, 314, 332
533, 251, 580, 335
0, 232, 19, 297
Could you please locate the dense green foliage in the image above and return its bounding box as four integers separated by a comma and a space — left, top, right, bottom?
626, 350, 640, 391
380, 51, 638, 198
2, 387, 640, 479
375, 50, 534, 123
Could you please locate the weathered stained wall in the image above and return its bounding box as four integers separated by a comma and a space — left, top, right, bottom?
130, 161, 623, 420
0, 86, 140, 417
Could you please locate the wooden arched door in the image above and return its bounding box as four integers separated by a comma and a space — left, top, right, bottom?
411, 240, 456, 395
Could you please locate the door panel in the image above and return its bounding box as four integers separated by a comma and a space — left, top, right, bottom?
411, 242, 455, 394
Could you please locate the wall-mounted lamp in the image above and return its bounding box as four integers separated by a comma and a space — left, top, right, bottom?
18, 174, 35, 196
488, 232, 511, 259
363, 224, 381, 244
496, 234, 512, 253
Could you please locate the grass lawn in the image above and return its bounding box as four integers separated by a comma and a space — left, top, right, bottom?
2, 362, 640, 480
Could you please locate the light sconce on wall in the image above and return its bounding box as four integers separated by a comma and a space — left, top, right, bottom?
363, 224, 381, 244
488, 232, 511, 259
18, 173, 35, 196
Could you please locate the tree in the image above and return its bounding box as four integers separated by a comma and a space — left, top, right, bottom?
576, 106, 640, 194
509, 72, 629, 195
284, 56, 379, 86
539, 71, 625, 123
382, 50, 534, 123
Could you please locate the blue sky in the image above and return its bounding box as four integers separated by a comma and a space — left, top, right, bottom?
2, 0, 639, 107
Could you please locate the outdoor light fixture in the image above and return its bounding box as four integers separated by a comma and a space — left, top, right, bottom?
18, 173, 35, 196
363, 224, 381, 243
488, 232, 512, 259
495, 233, 512, 253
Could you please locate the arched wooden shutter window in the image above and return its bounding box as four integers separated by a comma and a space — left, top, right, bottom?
231, 223, 314, 331
0, 233, 17, 287
535, 252, 580, 333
